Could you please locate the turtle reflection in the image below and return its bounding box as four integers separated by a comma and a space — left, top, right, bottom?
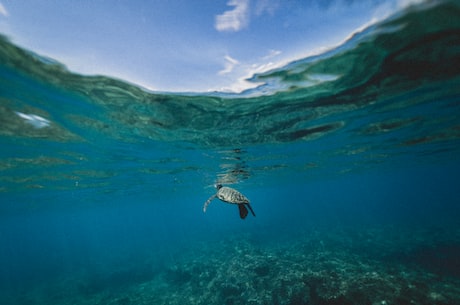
203, 149, 255, 219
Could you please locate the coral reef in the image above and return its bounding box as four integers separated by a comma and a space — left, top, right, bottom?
4, 225, 459, 305
139, 226, 460, 305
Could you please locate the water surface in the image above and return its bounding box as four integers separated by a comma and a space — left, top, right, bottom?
1, 1, 460, 304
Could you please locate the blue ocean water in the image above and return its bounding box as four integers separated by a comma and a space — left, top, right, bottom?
1, 1, 460, 304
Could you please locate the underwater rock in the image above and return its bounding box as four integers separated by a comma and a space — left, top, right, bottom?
220, 283, 242, 298
253, 264, 270, 277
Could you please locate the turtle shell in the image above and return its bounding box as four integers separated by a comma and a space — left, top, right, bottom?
217, 186, 249, 204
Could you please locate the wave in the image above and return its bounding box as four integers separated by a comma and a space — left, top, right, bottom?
1, 1, 459, 146
0, 0, 460, 193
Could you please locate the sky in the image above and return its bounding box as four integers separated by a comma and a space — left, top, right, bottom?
0, 0, 419, 93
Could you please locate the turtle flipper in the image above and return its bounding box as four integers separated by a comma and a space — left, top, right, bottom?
203, 194, 217, 213
246, 203, 256, 217
238, 204, 248, 219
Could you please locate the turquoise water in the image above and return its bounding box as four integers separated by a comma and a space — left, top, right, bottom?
1, 1, 460, 304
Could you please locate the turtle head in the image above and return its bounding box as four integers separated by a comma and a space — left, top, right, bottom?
215, 184, 223, 190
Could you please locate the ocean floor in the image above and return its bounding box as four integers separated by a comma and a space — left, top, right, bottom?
4, 225, 460, 305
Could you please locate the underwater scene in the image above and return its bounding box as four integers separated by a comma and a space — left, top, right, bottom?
1, 1, 460, 304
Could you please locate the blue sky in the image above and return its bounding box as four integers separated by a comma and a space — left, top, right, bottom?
0, 0, 416, 92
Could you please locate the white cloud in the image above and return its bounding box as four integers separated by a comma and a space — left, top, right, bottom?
262, 49, 282, 60
215, 54, 287, 93
255, 0, 280, 16
215, 0, 250, 32
0, 2, 8, 17
218, 55, 239, 75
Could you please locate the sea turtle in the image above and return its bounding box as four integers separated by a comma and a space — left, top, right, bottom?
203, 184, 256, 219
